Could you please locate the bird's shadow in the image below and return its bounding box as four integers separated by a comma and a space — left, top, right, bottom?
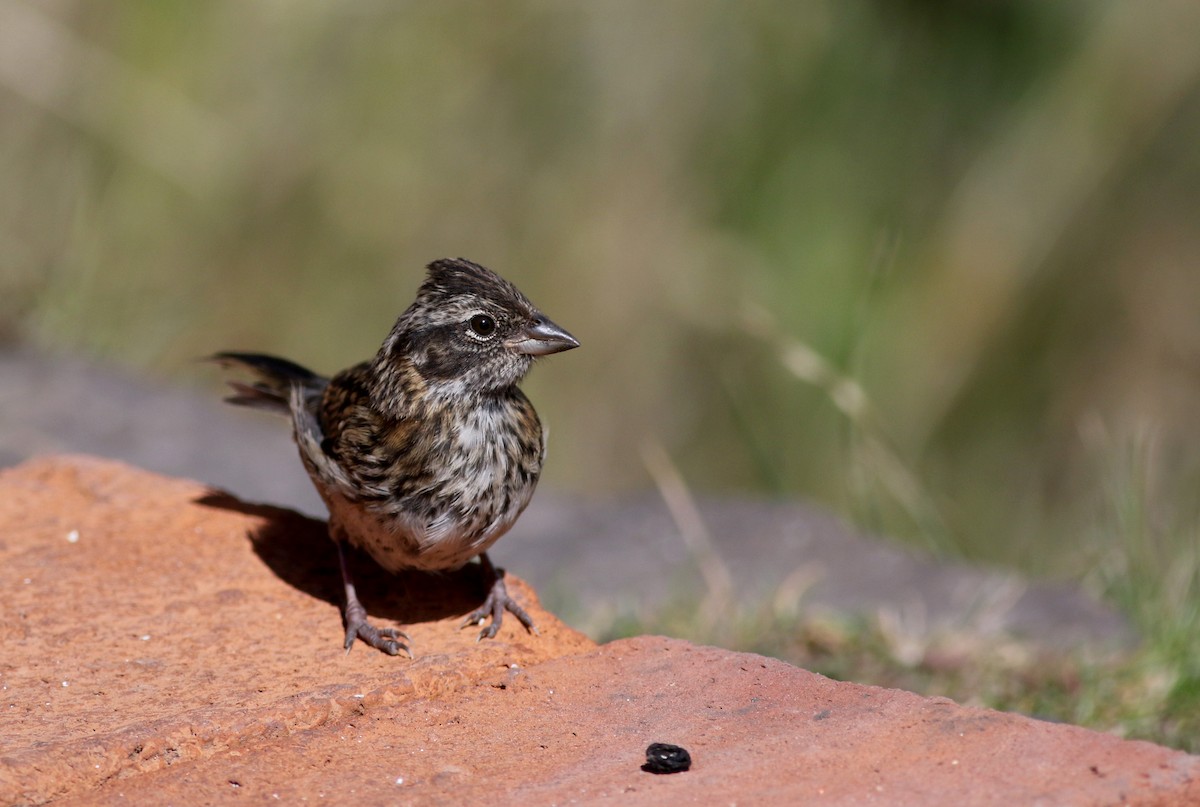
195, 491, 490, 624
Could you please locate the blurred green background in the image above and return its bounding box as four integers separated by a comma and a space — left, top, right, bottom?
3, 1, 1200, 579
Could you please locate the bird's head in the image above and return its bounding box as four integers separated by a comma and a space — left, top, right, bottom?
378, 258, 578, 398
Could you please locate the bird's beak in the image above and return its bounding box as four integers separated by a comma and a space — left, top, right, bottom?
506, 315, 580, 356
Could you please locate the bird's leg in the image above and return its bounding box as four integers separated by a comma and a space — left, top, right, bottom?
461, 552, 539, 641
336, 540, 411, 657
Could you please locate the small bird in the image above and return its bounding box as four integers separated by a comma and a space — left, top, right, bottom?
211, 258, 578, 656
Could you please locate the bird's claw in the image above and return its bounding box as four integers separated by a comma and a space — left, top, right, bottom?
461, 577, 538, 642
344, 606, 411, 657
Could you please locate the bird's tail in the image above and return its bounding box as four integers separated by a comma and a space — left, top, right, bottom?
209, 352, 327, 416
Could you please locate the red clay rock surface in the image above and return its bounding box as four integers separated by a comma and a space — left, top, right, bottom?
1, 455, 1197, 805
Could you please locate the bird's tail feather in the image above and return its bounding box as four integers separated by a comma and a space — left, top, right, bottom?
209, 352, 327, 415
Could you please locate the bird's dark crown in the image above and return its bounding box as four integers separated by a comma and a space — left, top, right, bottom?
420, 258, 535, 312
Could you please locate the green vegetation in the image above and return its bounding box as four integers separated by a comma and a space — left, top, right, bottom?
2, 1, 1197, 749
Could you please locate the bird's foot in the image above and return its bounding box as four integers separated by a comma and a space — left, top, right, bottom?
461, 565, 539, 641
343, 599, 411, 657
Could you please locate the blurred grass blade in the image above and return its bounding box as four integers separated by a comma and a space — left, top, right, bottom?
641, 439, 735, 626
744, 303, 954, 553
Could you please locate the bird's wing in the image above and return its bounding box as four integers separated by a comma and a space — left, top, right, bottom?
307, 362, 428, 502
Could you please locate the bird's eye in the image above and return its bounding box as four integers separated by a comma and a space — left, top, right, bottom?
468, 314, 497, 338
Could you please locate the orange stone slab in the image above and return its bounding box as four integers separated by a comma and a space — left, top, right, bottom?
2, 456, 1197, 805
69, 638, 1200, 806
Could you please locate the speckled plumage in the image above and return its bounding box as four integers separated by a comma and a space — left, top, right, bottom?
212, 258, 578, 656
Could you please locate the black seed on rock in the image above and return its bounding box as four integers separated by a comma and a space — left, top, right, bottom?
643, 742, 692, 774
